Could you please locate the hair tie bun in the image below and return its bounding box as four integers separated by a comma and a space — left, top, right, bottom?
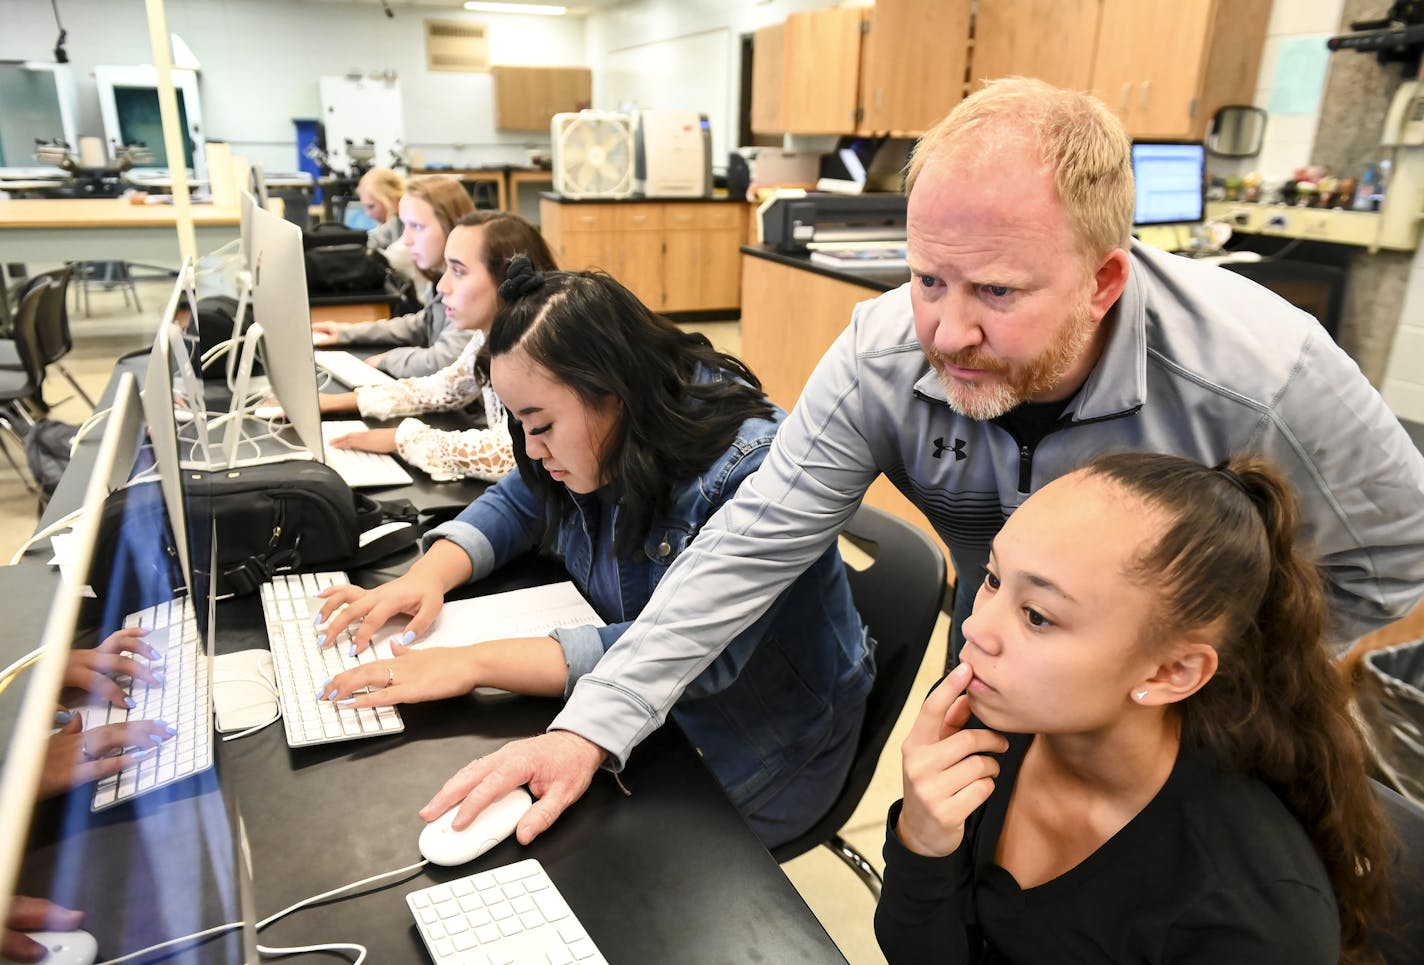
498, 255, 546, 301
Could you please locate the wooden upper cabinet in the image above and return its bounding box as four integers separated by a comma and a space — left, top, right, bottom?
750, 23, 787, 136
858, 0, 972, 134
491, 66, 592, 131
972, 0, 1101, 91
1088, 0, 1269, 139
972, 0, 1269, 140
754, 7, 866, 135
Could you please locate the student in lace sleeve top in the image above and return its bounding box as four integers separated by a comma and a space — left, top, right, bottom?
875, 452, 1395, 965
311, 175, 476, 378
321, 211, 558, 481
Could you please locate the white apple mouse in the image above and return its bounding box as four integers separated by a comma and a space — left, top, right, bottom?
0, 929, 98, 965
418, 787, 533, 867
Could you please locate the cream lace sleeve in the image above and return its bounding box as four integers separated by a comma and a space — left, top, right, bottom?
355, 329, 485, 421
392, 385, 515, 483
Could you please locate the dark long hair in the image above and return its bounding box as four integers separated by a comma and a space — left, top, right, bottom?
487, 260, 775, 553
1085, 451, 1392, 963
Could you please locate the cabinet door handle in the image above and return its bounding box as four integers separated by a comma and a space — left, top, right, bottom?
1120, 83, 1132, 112
1139, 81, 1150, 111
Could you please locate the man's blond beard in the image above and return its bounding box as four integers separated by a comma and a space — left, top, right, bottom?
928, 299, 1097, 421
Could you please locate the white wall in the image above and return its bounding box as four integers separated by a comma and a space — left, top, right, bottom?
1210, 0, 1345, 181
0, 0, 588, 172
1382, 202, 1424, 423
584, 0, 869, 169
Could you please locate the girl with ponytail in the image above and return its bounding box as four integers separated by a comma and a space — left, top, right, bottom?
877, 451, 1392, 964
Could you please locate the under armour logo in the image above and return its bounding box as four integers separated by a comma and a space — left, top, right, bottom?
932, 437, 967, 461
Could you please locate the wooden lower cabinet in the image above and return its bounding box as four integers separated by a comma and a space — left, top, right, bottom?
540, 198, 747, 312
739, 253, 953, 578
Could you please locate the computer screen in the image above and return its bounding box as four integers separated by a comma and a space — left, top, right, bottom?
224, 203, 323, 465
0, 374, 142, 921
1131, 140, 1205, 226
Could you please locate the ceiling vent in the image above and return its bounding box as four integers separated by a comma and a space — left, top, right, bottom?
425, 19, 489, 73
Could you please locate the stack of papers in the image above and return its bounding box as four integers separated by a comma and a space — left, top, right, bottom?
808, 247, 908, 270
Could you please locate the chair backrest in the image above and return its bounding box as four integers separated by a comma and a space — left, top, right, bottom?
1373, 779, 1424, 964
26, 268, 74, 365
5, 282, 48, 397
771, 504, 948, 862
1221, 258, 1345, 342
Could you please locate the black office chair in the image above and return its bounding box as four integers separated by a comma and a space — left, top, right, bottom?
26, 268, 95, 410
0, 282, 50, 493
770, 504, 948, 898
1373, 779, 1424, 964
1221, 258, 1346, 342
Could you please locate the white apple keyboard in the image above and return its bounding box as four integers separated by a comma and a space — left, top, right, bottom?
87, 597, 213, 812
314, 350, 397, 388
406, 859, 607, 965
258, 571, 404, 747
321, 421, 414, 488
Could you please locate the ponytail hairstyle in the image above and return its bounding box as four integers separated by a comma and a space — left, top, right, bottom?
403, 176, 476, 281
487, 257, 775, 554
1085, 451, 1392, 963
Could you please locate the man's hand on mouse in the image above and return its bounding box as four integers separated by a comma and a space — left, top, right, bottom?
3, 897, 83, 963
420, 732, 608, 846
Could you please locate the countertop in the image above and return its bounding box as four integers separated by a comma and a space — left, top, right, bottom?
741, 244, 910, 293
541, 192, 747, 204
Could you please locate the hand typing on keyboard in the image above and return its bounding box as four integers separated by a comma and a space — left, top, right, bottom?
62, 627, 164, 709
42, 712, 175, 800
317, 642, 480, 707
327, 427, 399, 454
315, 554, 462, 655
311, 322, 341, 347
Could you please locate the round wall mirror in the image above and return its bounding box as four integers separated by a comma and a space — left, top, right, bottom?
1207, 105, 1267, 158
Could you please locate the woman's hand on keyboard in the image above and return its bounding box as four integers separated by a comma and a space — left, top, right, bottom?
315, 574, 445, 655
320, 642, 475, 706
328, 428, 399, 454
63, 627, 165, 708
311, 322, 341, 347
42, 713, 177, 799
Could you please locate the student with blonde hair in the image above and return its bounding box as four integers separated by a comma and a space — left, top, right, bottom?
313, 175, 475, 377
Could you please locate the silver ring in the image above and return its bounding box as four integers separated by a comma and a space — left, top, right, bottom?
80, 735, 95, 761
385, 666, 395, 688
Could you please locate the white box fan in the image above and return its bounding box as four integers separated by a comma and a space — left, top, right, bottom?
551, 111, 635, 200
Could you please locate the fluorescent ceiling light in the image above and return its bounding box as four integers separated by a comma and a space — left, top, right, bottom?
464, 2, 567, 14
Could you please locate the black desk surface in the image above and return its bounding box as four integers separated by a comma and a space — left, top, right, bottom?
12, 359, 849, 964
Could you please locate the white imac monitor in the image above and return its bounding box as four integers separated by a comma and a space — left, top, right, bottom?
223, 203, 324, 466
0, 376, 141, 922
141, 325, 198, 591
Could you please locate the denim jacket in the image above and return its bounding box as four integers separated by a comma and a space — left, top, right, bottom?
425, 406, 875, 818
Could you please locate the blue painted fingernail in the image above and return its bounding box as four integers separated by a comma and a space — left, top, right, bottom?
53, 709, 75, 726
348, 644, 357, 658
124, 697, 136, 709
339, 697, 355, 707
149, 733, 166, 745
129, 747, 155, 760
164, 724, 178, 736
315, 634, 326, 648
152, 671, 166, 683
313, 613, 323, 627
401, 630, 416, 644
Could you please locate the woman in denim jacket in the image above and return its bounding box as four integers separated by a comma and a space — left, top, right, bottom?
316, 258, 875, 848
